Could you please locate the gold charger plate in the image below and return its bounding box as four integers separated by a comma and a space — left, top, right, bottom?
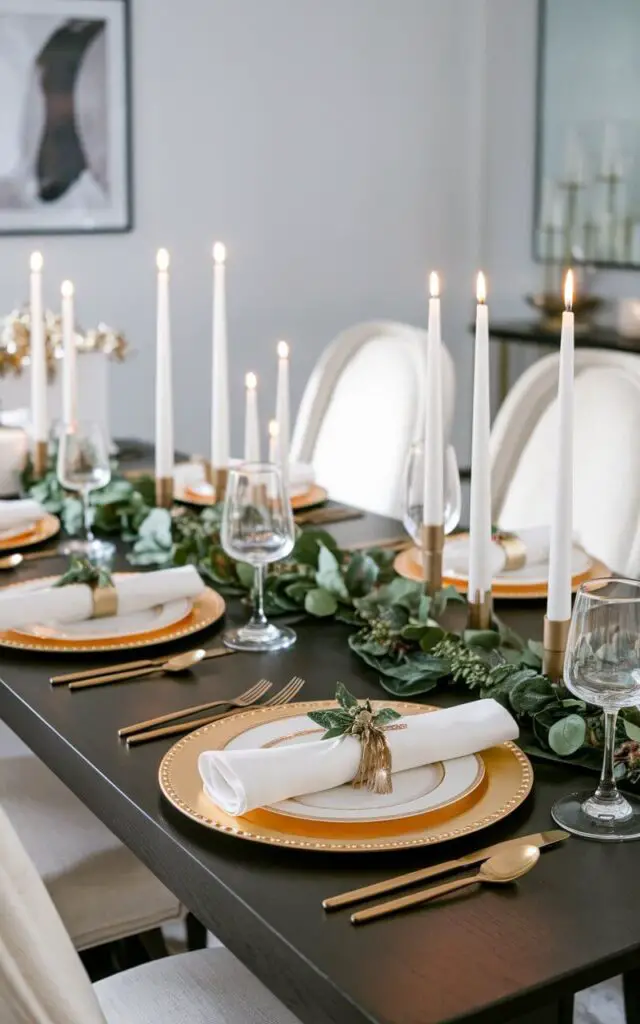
394, 546, 610, 600
0, 513, 60, 552
175, 479, 328, 512
159, 700, 533, 853
0, 580, 225, 654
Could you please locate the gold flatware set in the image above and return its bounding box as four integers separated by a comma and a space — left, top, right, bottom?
323, 829, 568, 925
0, 547, 62, 570
295, 506, 364, 526
50, 646, 235, 687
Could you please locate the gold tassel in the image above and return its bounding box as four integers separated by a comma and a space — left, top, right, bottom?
350, 710, 393, 794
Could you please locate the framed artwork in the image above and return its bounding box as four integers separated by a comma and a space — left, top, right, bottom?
0, 0, 132, 235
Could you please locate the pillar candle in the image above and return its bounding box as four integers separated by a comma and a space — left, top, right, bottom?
29, 252, 47, 444
155, 249, 174, 480
275, 340, 290, 492
268, 419, 279, 464
468, 272, 492, 602
423, 271, 444, 525
244, 372, 261, 461
547, 270, 575, 622
211, 243, 230, 468
61, 280, 77, 426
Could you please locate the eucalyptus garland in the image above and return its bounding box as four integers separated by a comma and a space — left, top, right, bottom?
22, 464, 640, 785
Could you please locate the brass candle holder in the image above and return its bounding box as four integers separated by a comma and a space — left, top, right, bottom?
542, 616, 571, 682
420, 524, 444, 595
467, 590, 493, 630
32, 440, 48, 479
205, 463, 229, 503
155, 476, 174, 509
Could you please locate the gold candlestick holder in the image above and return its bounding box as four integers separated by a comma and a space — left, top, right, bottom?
420, 524, 444, 595
155, 476, 174, 509
205, 463, 229, 503
32, 440, 48, 479
543, 616, 571, 682
467, 589, 493, 630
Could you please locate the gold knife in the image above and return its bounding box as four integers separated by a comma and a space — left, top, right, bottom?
322, 829, 569, 911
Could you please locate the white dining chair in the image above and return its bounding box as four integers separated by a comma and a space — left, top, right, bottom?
490, 348, 640, 575
0, 719, 183, 952
0, 801, 300, 1024
290, 321, 456, 519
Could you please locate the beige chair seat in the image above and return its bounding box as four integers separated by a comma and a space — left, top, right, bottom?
95, 947, 299, 1023
0, 721, 180, 950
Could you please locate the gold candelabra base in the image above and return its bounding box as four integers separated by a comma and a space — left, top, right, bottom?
204, 463, 229, 502
542, 616, 571, 682
155, 476, 174, 509
467, 590, 493, 630
420, 524, 444, 595
32, 440, 48, 479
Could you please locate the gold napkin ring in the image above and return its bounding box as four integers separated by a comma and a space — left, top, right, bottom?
494, 532, 527, 572
91, 584, 118, 619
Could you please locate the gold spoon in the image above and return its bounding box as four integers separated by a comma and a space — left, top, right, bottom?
0, 548, 60, 570
351, 844, 541, 925
68, 648, 207, 691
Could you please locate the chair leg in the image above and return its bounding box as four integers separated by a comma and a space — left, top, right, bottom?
138, 927, 170, 961
186, 912, 207, 950
624, 968, 640, 1023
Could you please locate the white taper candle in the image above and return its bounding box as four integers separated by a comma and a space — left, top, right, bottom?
155, 249, 174, 479
61, 280, 77, 427
468, 272, 492, 601
29, 252, 47, 445
423, 271, 444, 525
268, 419, 279, 464
244, 372, 261, 461
547, 270, 575, 622
211, 242, 230, 467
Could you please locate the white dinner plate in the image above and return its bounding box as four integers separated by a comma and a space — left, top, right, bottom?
223, 714, 484, 823
174, 460, 315, 499
0, 521, 37, 542
412, 534, 592, 587
9, 577, 193, 641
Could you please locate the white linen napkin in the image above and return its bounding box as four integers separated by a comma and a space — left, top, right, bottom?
198, 698, 518, 816
489, 526, 549, 574
0, 499, 45, 533
0, 565, 206, 632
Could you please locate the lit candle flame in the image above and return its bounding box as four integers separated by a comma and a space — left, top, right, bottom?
213, 242, 226, 264
429, 271, 440, 298
277, 340, 289, 359
476, 271, 487, 304
564, 268, 574, 311
268, 419, 279, 439
245, 372, 257, 390
61, 280, 74, 298
30, 252, 43, 273
156, 248, 170, 272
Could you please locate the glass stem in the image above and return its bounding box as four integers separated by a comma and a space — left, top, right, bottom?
250, 564, 268, 628
594, 710, 621, 805
82, 489, 94, 543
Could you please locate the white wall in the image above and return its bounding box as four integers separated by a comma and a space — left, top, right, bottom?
0, 0, 483, 462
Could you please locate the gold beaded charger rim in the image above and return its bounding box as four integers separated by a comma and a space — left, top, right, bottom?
158, 700, 533, 853
0, 579, 225, 653
393, 546, 611, 599
0, 513, 60, 552
174, 479, 329, 512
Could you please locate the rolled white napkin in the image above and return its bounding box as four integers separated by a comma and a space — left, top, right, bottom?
489, 526, 549, 574
0, 499, 45, 532
198, 698, 518, 816
0, 565, 206, 632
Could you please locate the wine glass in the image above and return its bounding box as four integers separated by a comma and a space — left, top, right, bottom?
221, 463, 296, 652
57, 420, 115, 565
551, 577, 640, 841
402, 441, 462, 543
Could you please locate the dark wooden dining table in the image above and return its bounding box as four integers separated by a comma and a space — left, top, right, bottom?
1, 508, 639, 1024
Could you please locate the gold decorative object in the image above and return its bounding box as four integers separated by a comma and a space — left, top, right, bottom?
90, 584, 119, 620
155, 476, 174, 509
467, 590, 493, 630
0, 513, 60, 552
525, 291, 603, 333
158, 699, 533, 853
0, 582, 225, 654
494, 531, 527, 572
32, 440, 48, 479
543, 616, 571, 681
0, 307, 129, 379
420, 523, 444, 594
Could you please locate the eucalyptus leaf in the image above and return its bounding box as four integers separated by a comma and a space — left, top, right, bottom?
235, 562, 255, 589
624, 720, 640, 743
548, 714, 587, 756
316, 544, 349, 599
463, 629, 501, 651
304, 587, 338, 617
344, 553, 379, 597
373, 707, 402, 726
336, 682, 359, 710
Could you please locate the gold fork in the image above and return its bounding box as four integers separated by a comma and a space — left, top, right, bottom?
118, 678, 273, 738
125, 676, 305, 746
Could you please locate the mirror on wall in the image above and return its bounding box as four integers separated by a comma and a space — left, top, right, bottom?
535, 0, 640, 270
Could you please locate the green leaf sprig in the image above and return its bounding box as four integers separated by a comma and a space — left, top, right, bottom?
307, 682, 401, 740
54, 556, 113, 590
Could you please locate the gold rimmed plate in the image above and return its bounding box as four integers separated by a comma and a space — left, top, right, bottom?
0, 513, 60, 552
176, 479, 329, 512
159, 700, 533, 853
394, 545, 610, 600
0, 578, 225, 653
